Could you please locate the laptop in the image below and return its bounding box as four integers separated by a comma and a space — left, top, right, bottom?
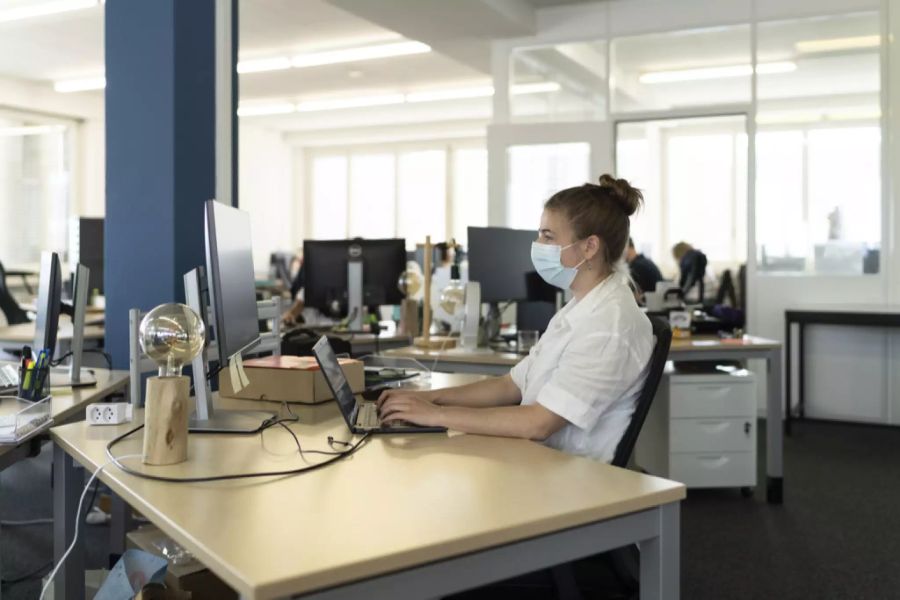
312, 336, 446, 434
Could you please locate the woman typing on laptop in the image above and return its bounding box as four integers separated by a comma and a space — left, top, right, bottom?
377, 175, 653, 464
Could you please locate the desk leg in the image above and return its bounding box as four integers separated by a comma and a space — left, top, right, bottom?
53, 443, 85, 600
785, 319, 792, 435
110, 493, 134, 560
640, 502, 679, 600
766, 347, 784, 504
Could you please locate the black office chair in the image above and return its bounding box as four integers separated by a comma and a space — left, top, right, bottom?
552, 316, 673, 600
0, 261, 29, 326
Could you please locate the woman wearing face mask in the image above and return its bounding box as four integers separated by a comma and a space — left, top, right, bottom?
377, 174, 653, 463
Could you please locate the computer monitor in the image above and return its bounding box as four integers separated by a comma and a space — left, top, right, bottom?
303, 238, 406, 319
34, 252, 61, 355
517, 301, 556, 336
204, 200, 260, 362
467, 226, 556, 303
69, 217, 104, 295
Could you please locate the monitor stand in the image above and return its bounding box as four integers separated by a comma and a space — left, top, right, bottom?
184, 267, 274, 435
52, 263, 98, 389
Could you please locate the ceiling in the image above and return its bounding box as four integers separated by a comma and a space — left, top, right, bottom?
0, 0, 882, 137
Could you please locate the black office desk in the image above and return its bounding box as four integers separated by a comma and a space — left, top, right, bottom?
784, 305, 900, 434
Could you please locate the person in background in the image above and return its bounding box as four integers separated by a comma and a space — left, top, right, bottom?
625, 238, 663, 300
281, 255, 305, 325
672, 241, 708, 302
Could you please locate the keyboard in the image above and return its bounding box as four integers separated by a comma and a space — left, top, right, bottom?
356, 402, 380, 429
0, 365, 18, 393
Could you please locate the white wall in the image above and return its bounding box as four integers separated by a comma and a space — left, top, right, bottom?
238, 123, 296, 272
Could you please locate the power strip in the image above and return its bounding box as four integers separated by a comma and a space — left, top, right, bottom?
86, 403, 133, 425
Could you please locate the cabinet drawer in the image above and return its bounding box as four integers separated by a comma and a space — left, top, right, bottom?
670, 452, 756, 488
670, 418, 756, 453
670, 382, 756, 418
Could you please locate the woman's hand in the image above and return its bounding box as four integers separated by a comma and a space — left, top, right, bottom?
377, 389, 443, 427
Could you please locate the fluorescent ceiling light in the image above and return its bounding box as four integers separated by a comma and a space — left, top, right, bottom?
297, 94, 405, 112
239, 81, 562, 117
0, 0, 99, 24
406, 86, 494, 103
236, 103, 296, 117
236, 56, 292, 74
53, 76, 105, 93
756, 106, 881, 125
511, 81, 562, 95
640, 61, 796, 84
291, 41, 430, 68
795, 35, 880, 54
0, 125, 66, 137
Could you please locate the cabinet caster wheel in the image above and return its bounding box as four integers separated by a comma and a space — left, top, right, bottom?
740, 487, 754, 498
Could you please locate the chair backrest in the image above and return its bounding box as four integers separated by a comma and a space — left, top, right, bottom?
611, 316, 672, 468
0, 261, 30, 325
128, 296, 284, 406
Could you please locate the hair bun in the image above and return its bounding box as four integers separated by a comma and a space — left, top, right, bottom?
597, 174, 643, 217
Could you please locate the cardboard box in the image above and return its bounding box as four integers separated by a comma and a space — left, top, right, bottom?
126, 525, 237, 600
219, 355, 364, 404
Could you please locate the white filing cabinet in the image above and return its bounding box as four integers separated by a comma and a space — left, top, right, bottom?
635, 368, 757, 491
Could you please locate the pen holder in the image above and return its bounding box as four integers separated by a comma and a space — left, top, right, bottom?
19, 364, 50, 402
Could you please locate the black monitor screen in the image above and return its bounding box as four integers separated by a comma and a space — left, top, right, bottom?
303, 239, 406, 317
204, 201, 260, 360
467, 226, 556, 304
34, 251, 61, 354
78, 218, 104, 294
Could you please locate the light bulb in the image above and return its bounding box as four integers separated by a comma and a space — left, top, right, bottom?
439, 279, 466, 318
139, 303, 206, 377
398, 267, 424, 299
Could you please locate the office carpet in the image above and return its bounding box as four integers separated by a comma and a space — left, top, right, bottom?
2, 419, 900, 599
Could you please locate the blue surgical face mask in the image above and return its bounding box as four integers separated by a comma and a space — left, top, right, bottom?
530, 241, 586, 290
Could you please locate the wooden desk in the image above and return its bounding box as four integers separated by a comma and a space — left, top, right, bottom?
384, 335, 785, 504
784, 304, 900, 433
0, 316, 105, 349
0, 366, 129, 470
51, 373, 684, 600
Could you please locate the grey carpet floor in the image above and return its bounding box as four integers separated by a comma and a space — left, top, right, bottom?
3, 419, 900, 599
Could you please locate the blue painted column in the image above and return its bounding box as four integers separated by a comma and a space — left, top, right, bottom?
105, 0, 231, 368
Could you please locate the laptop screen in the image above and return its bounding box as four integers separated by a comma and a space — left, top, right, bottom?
312, 337, 358, 425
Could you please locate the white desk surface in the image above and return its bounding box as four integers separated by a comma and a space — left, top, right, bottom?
52, 372, 684, 600
384, 335, 782, 368
787, 303, 900, 315
0, 367, 128, 460
0, 315, 105, 345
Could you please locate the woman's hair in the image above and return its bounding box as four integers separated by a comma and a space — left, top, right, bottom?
672, 241, 692, 260
544, 174, 643, 267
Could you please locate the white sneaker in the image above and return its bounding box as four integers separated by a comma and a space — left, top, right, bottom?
85, 507, 110, 525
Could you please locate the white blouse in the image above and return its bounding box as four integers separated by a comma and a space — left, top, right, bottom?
510, 272, 653, 463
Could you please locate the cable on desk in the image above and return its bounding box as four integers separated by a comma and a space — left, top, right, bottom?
105, 422, 371, 484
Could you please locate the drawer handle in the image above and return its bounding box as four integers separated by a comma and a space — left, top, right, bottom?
698, 455, 729, 468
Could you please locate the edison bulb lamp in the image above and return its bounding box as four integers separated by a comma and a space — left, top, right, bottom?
139, 303, 205, 377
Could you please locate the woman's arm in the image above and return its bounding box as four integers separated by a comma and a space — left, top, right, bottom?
376, 374, 521, 410
378, 396, 567, 441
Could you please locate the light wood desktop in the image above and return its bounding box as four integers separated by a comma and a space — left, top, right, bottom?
51, 372, 684, 600
0, 315, 105, 347
383, 335, 785, 505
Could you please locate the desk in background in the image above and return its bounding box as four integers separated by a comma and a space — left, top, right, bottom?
0, 316, 105, 354
384, 335, 785, 504
51, 373, 684, 600
784, 304, 900, 433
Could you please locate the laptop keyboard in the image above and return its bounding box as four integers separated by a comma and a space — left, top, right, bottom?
356, 402, 380, 429
0, 365, 18, 392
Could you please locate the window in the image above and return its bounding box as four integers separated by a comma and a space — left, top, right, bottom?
616, 116, 747, 274
755, 12, 881, 274
306, 143, 485, 249
397, 150, 446, 245
507, 142, 590, 231
0, 113, 72, 267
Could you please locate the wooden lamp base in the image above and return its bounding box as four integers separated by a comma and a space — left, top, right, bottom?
143, 375, 190, 466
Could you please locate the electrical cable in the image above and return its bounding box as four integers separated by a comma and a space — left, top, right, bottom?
105, 423, 371, 484
39, 453, 143, 600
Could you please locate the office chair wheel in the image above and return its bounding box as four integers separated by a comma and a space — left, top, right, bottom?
740, 486, 754, 498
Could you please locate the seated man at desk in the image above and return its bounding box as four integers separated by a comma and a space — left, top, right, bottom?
672, 240, 708, 303
625, 237, 663, 300
379, 174, 653, 464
